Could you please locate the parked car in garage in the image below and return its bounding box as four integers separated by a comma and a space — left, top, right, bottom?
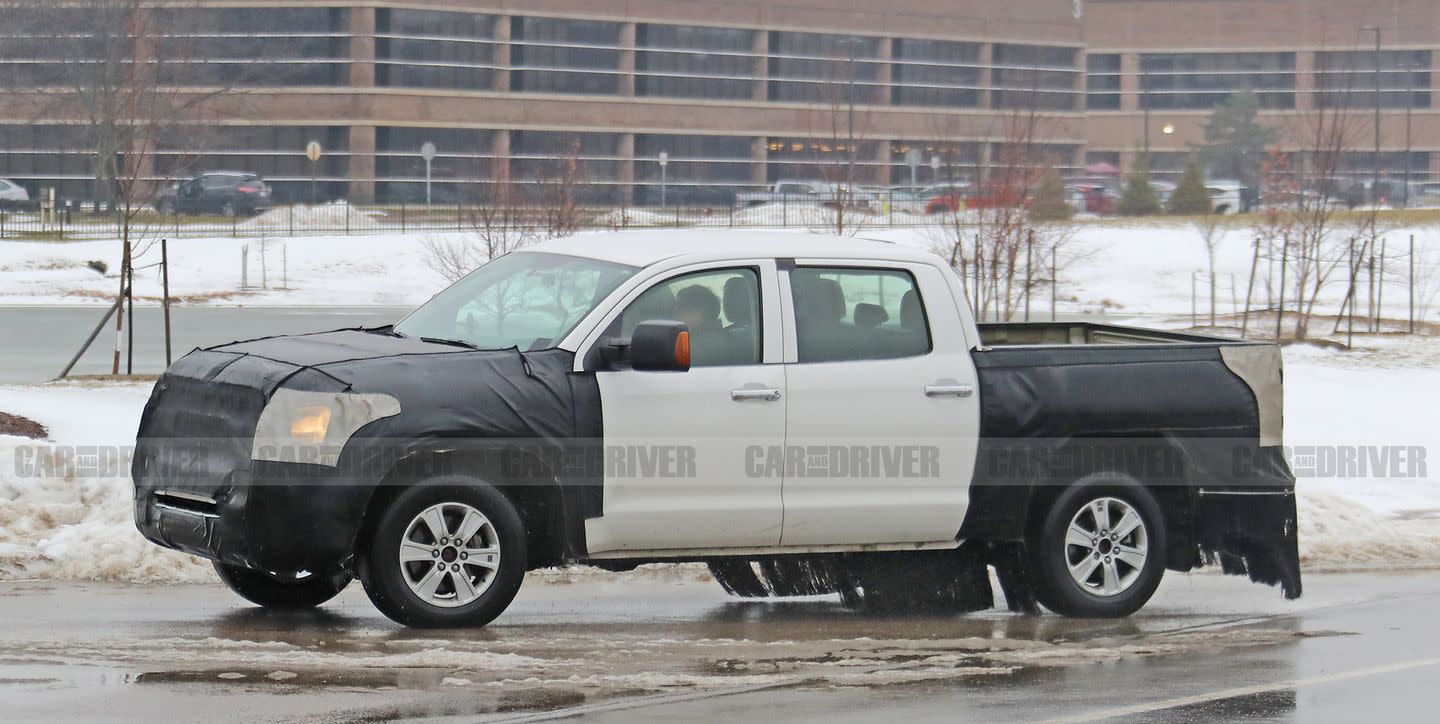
155, 172, 272, 217
0, 178, 30, 209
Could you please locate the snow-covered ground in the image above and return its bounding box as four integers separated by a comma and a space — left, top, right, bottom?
0, 344, 1436, 583
1, 220, 1437, 582
4, 218, 1437, 321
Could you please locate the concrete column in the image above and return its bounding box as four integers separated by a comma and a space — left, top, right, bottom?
619, 22, 637, 97
1118, 150, 1139, 175
491, 130, 511, 188
348, 125, 376, 203
978, 142, 993, 183
346, 8, 377, 201
1295, 51, 1315, 111
492, 15, 512, 92
872, 139, 892, 185
752, 30, 770, 102
751, 137, 769, 186
349, 7, 376, 88
1120, 52, 1141, 112
617, 132, 636, 205
873, 37, 894, 105
978, 43, 994, 110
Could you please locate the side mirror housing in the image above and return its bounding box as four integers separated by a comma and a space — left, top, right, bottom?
603, 320, 690, 372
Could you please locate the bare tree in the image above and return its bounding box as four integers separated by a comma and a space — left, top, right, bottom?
926, 86, 1081, 321
1193, 212, 1230, 326
802, 41, 879, 237
531, 137, 587, 238
4, 1, 234, 371
1413, 240, 1440, 326
425, 181, 544, 283
1255, 40, 1383, 340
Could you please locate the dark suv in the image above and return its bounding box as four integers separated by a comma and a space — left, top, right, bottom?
156, 172, 272, 217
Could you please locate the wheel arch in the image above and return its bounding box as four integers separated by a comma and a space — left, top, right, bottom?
1021, 436, 1196, 571
350, 447, 581, 573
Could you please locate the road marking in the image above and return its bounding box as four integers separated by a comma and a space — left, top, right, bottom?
1038, 656, 1440, 724
448, 682, 795, 723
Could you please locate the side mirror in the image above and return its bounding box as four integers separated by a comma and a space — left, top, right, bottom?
602, 320, 690, 372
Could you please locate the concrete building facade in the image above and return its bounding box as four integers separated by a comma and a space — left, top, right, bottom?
0, 0, 1435, 203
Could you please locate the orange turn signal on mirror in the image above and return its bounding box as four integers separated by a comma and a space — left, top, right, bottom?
674, 330, 691, 368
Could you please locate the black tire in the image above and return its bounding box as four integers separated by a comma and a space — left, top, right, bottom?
213, 562, 351, 610
360, 477, 527, 628
220, 201, 238, 218
1031, 476, 1167, 618
156, 199, 176, 215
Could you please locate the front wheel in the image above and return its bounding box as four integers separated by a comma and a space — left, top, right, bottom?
220, 201, 238, 217
1031, 476, 1167, 618
361, 477, 527, 628
213, 562, 350, 609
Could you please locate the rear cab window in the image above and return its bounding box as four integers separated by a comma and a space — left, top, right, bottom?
789, 267, 932, 363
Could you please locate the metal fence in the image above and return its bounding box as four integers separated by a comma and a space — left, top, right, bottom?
0, 196, 937, 241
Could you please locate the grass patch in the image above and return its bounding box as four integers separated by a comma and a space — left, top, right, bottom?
0, 412, 48, 440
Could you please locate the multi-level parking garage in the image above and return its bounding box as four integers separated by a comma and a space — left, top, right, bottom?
0, 1, 1436, 204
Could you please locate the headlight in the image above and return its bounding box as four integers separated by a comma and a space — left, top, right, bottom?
289, 405, 333, 445
252, 390, 401, 466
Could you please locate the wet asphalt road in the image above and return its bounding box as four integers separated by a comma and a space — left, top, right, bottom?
1, 570, 1437, 723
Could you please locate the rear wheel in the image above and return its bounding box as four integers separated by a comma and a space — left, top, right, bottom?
1031, 477, 1166, 618
361, 477, 526, 628
213, 562, 350, 610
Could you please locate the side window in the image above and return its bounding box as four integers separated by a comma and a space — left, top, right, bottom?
790, 267, 931, 363
615, 267, 761, 367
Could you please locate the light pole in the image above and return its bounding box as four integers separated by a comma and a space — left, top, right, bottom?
657, 151, 669, 207
305, 140, 323, 204
839, 38, 863, 194
1363, 25, 1382, 206
1404, 61, 1417, 207
420, 142, 437, 207
1142, 64, 1151, 157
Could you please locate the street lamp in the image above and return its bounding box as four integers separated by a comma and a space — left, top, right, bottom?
657, 151, 669, 207
1142, 65, 1151, 157
1363, 25, 1382, 206
420, 142, 437, 207
1404, 61, 1418, 207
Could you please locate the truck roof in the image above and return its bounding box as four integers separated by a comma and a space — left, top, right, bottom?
522, 230, 942, 268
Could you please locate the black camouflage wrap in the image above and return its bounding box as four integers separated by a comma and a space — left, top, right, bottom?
958, 342, 1301, 599
133, 329, 602, 576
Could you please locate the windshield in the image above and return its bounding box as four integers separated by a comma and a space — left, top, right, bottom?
395, 252, 638, 350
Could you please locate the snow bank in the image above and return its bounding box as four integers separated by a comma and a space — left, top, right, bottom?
1, 346, 1438, 583
239, 201, 387, 232
4, 218, 1438, 320
0, 382, 212, 582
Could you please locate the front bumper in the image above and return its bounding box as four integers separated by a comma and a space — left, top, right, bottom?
135, 460, 372, 575
132, 348, 372, 575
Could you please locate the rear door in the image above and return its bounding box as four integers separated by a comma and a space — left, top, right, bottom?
778, 261, 980, 546
583, 260, 787, 553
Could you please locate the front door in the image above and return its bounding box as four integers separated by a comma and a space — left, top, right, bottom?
779, 262, 980, 546
584, 261, 786, 553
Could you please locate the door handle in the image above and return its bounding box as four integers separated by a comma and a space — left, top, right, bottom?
731, 388, 782, 401
924, 384, 974, 398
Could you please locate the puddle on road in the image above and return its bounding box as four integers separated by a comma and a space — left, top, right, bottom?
1, 616, 1319, 721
